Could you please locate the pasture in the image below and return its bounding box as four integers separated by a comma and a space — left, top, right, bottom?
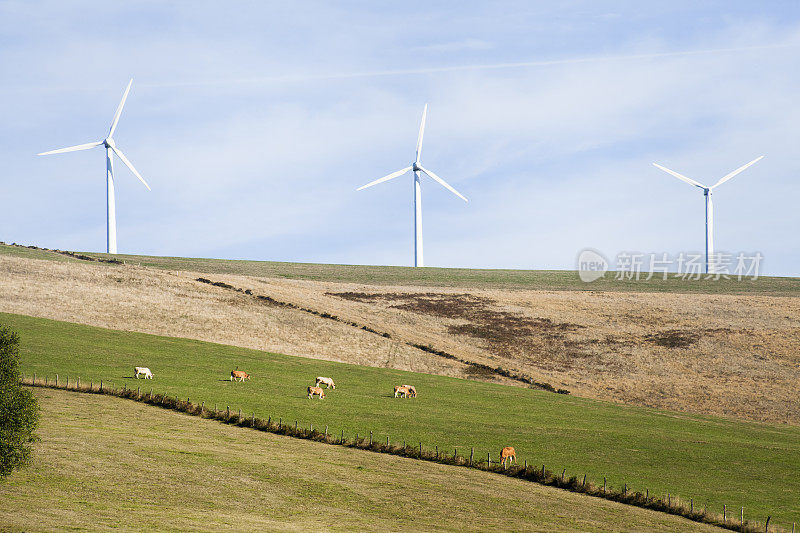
3, 242, 799, 294
5, 311, 800, 527
0, 388, 725, 532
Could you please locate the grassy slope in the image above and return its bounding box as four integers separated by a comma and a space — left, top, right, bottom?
0, 388, 724, 532
2, 243, 798, 294
6, 312, 799, 527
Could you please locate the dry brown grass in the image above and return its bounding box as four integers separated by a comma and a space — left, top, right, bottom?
2, 253, 799, 425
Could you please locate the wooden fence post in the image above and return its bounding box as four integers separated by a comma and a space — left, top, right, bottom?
33, 372, 36, 385
584, 474, 587, 488
201, 401, 204, 412
487, 452, 491, 467
238, 408, 241, 420
562, 469, 566, 482
295, 420, 298, 431
46, 376, 48, 386
340, 429, 343, 442
370, 431, 373, 445
603, 477, 607, 493
386, 435, 389, 447
89, 380, 92, 390
723, 504, 726, 522
741, 507, 743, 527
56, 374, 59, 387
418, 442, 422, 455
523, 460, 527, 471
470, 447, 474, 466
76, 376, 79, 388
765, 516, 770, 532
325, 426, 328, 437
690, 499, 693, 513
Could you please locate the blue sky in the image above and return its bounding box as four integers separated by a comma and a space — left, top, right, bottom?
2, 1, 799, 274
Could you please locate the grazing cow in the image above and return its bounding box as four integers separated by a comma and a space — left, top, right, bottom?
500, 446, 516, 467
394, 385, 412, 398
134, 367, 153, 379
400, 385, 417, 397
231, 370, 251, 382
308, 386, 325, 399
315, 376, 336, 389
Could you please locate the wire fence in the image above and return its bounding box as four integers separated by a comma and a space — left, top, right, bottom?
22, 373, 793, 533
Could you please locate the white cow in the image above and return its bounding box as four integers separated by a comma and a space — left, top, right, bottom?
134, 367, 153, 379
315, 376, 336, 389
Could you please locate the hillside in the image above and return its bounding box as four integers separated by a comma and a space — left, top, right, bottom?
1, 243, 798, 424
6, 312, 800, 527
0, 388, 725, 532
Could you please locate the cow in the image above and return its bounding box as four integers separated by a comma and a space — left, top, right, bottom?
500, 446, 516, 467
308, 386, 325, 399
231, 370, 251, 382
400, 385, 416, 397
394, 385, 412, 398
134, 367, 153, 379
315, 376, 336, 389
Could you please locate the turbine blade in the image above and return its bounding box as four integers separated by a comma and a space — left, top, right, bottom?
652, 163, 707, 189
356, 167, 412, 191
418, 166, 468, 202
711, 156, 764, 189
37, 141, 102, 156
110, 145, 151, 190
415, 103, 427, 163
108, 79, 133, 138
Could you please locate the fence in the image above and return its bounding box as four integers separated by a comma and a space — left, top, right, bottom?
22, 373, 792, 533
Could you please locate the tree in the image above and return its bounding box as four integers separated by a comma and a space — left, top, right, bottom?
0, 325, 38, 477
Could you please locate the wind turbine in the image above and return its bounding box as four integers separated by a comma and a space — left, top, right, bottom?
357, 104, 467, 267
38, 79, 151, 254
652, 156, 763, 273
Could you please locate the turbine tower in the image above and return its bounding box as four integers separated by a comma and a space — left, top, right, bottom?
652, 156, 763, 273
357, 104, 467, 267
38, 79, 151, 254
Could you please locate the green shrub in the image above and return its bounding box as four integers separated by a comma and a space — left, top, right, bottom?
0, 326, 39, 477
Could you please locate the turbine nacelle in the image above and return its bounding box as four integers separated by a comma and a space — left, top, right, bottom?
412, 162, 422, 172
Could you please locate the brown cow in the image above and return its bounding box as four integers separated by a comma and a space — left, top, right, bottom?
500, 446, 516, 467
231, 370, 250, 382
394, 385, 412, 398
308, 386, 325, 399
400, 385, 417, 397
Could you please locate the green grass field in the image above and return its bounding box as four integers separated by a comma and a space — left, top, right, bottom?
5, 311, 799, 527
0, 388, 724, 532
3, 242, 799, 295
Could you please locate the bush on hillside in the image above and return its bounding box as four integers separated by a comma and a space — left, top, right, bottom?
0, 325, 39, 477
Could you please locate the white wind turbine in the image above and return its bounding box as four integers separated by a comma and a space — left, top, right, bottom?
652, 156, 763, 273
38, 79, 151, 254
357, 104, 467, 267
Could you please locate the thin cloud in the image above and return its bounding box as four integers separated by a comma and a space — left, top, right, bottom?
140, 41, 800, 89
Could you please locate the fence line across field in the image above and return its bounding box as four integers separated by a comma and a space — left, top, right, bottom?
20, 374, 786, 533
